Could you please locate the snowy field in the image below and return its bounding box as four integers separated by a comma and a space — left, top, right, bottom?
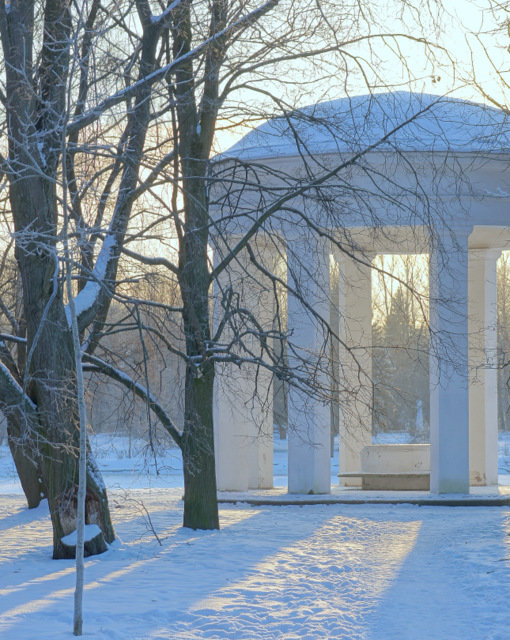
1, 434, 510, 639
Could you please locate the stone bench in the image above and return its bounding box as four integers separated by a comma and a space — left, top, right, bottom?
338, 443, 430, 490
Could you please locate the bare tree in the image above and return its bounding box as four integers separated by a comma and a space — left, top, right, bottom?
0, 0, 178, 558
0, 0, 450, 546
84, 1, 448, 528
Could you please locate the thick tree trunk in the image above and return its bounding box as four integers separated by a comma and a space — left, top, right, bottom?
34, 356, 115, 558
182, 362, 219, 530
177, 160, 220, 530
40, 426, 115, 559
170, 0, 224, 531
50, 458, 114, 560
7, 416, 44, 508
14, 239, 115, 558
179, 209, 220, 530
0, 0, 156, 559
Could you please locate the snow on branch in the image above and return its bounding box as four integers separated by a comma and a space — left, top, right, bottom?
150, 0, 183, 24
0, 361, 37, 413
67, 0, 279, 135
65, 234, 117, 329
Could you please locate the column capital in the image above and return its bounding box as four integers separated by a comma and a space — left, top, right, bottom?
335, 249, 375, 274
469, 247, 502, 262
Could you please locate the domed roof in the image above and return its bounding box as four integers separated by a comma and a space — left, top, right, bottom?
222, 92, 510, 160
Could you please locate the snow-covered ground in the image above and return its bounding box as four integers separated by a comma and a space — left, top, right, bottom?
1, 434, 510, 639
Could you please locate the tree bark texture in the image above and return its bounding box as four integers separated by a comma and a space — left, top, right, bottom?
178, 171, 220, 530
171, 0, 225, 530
6, 416, 44, 509
182, 362, 219, 530
0, 0, 115, 559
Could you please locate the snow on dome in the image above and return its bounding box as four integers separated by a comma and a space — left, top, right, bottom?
221, 92, 510, 161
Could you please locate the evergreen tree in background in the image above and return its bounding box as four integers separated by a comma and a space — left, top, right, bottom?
372, 281, 429, 441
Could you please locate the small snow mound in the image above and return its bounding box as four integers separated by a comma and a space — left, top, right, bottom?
61, 524, 102, 546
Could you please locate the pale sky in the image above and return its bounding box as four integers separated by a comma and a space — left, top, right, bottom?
214, 0, 510, 154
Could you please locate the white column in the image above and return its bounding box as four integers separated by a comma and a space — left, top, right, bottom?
469, 248, 500, 486
213, 241, 274, 491
214, 367, 251, 491
330, 253, 340, 456
429, 230, 470, 494
244, 247, 274, 490
338, 252, 373, 486
287, 237, 331, 494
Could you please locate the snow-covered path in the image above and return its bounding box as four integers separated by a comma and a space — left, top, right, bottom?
1, 488, 510, 639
